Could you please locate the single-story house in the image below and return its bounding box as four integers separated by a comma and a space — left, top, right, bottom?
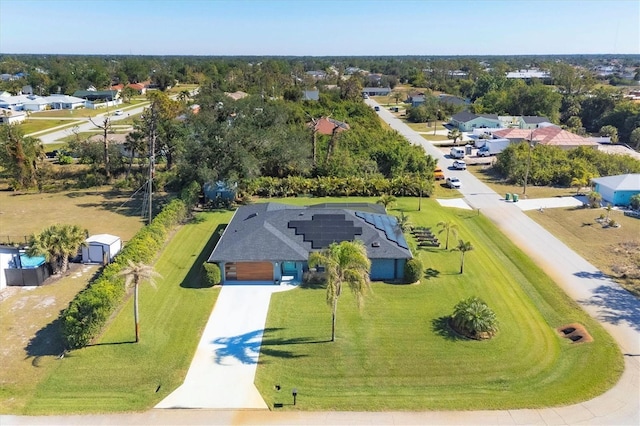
492, 126, 599, 150
591, 174, 640, 206
450, 112, 502, 132
73, 90, 119, 102
208, 203, 413, 285
407, 92, 426, 107
306, 70, 327, 80
45, 94, 87, 110
302, 90, 320, 101
362, 87, 391, 97
0, 108, 27, 124
0, 94, 49, 111
438, 94, 470, 109
310, 116, 350, 135
518, 116, 552, 130
82, 234, 122, 264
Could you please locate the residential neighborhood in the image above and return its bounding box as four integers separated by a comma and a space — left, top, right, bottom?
1, 1, 640, 424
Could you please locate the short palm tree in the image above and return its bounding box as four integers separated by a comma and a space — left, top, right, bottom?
308, 240, 371, 342
451, 296, 498, 340
27, 224, 87, 274
456, 239, 474, 274
376, 194, 396, 211
437, 220, 458, 250
118, 261, 161, 343
447, 129, 462, 145
395, 212, 411, 233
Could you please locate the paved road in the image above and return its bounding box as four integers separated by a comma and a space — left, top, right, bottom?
3, 100, 639, 425
31, 102, 150, 144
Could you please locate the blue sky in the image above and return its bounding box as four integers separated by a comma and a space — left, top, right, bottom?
1, 0, 638, 56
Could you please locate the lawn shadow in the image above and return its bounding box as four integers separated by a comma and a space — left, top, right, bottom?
580, 284, 640, 332
424, 268, 440, 279
24, 316, 66, 366
431, 316, 466, 341
180, 224, 226, 289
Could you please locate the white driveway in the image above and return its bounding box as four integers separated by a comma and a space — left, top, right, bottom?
155, 284, 297, 409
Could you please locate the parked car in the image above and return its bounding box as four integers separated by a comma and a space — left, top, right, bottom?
452, 160, 467, 170
450, 146, 465, 159
446, 177, 461, 189
374, 106, 380, 111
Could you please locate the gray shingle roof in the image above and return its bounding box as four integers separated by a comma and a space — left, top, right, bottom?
522, 116, 550, 124
208, 203, 412, 263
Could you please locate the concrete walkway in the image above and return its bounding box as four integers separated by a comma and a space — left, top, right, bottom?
155, 284, 298, 409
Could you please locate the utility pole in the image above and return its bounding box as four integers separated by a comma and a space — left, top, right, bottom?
147, 104, 157, 225
523, 130, 534, 196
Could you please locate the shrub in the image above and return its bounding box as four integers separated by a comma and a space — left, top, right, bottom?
630, 194, 640, 210
451, 296, 498, 340
403, 258, 423, 283
202, 263, 221, 286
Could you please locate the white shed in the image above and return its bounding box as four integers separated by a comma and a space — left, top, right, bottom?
82, 234, 121, 265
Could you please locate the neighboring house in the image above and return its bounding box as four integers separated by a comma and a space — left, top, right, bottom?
45, 94, 87, 109
0, 108, 27, 124
367, 73, 383, 85
208, 202, 412, 284
597, 144, 640, 161
128, 82, 146, 94
438, 94, 470, 108
302, 90, 319, 101
518, 116, 552, 130
225, 91, 249, 101
505, 69, 551, 79
72, 90, 118, 101
306, 70, 327, 80
311, 116, 350, 135
362, 87, 391, 97
0, 94, 49, 111
492, 126, 599, 149
21, 85, 33, 95
591, 174, 640, 206
450, 111, 501, 132
407, 92, 426, 107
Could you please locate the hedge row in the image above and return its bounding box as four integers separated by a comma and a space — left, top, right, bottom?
242, 175, 435, 198
60, 198, 188, 349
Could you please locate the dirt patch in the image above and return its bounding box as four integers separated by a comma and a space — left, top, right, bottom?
557, 323, 593, 344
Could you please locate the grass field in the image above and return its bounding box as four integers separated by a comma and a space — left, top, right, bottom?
0, 187, 150, 243
21, 120, 83, 135
254, 197, 623, 411
468, 166, 578, 199
526, 206, 640, 296
1, 211, 229, 414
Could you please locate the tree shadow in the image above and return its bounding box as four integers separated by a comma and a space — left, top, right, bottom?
212, 328, 308, 365
180, 224, 227, 289
24, 316, 66, 366
579, 284, 640, 332
431, 316, 466, 341
424, 268, 440, 279
574, 270, 611, 280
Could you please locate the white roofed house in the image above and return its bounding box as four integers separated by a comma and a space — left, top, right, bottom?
0, 108, 27, 124
45, 94, 87, 110
591, 174, 640, 207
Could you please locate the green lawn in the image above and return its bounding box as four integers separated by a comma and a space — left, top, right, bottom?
21, 120, 82, 135
5, 197, 624, 414
255, 197, 623, 411
15, 211, 229, 414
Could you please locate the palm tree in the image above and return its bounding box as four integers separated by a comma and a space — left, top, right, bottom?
118, 261, 161, 343
570, 176, 589, 196
451, 296, 498, 340
437, 220, 458, 250
27, 224, 87, 274
123, 129, 146, 179
376, 194, 397, 211
587, 191, 602, 208
456, 239, 474, 274
308, 240, 371, 342
395, 212, 411, 232
447, 129, 462, 145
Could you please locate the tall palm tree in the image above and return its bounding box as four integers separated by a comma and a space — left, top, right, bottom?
308, 240, 371, 342
27, 224, 87, 274
456, 240, 474, 274
118, 261, 161, 343
437, 220, 458, 250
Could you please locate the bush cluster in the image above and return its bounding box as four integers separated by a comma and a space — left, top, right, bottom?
60, 198, 188, 349
202, 263, 221, 287
243, 175, 434, 198
403, 258, 423, 283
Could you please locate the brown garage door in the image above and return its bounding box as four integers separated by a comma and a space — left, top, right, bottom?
226, 262, 273, 281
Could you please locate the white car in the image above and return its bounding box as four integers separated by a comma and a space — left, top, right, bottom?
453, 160, 467, 170
446, 177, 461, 189
114, 110, 124, 116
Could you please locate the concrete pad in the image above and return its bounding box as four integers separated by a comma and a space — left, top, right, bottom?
156, 284, 297, 409
437, 198, 473, 210
511, 195, 587, 211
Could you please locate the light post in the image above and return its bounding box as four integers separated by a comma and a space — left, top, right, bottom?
292, 388, 298, 405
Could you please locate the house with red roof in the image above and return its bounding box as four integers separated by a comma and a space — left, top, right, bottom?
310, 117, 350, 136
492, 126, 598, 150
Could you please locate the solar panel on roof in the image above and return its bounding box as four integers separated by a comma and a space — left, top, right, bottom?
354, 211, 409, 250
288, 214, 361, 249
